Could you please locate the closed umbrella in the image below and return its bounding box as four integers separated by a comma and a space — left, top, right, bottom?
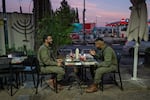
126, 0, 148, 80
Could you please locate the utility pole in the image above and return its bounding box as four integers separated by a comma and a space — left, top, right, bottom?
83, 0, 86, 44
2, 0, 9, 54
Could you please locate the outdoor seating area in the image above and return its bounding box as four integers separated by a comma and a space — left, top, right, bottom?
0, 37, 150, 100
0, 53, 150, 100
0, 48, 122, 95
0, 0, 150, 100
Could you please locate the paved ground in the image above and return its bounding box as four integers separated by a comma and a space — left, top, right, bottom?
0, 62, 150, 100
0, 39, 149, 100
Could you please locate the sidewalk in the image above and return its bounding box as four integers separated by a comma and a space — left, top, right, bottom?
0, 64, 150, 100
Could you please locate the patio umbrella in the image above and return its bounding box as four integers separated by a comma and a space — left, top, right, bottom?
126, 0, 148, 80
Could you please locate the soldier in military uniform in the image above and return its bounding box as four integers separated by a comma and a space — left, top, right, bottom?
38, 35, 65, 89
86, 38, 118, 93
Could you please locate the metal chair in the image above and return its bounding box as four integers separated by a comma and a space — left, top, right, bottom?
58, 49, 72, 56
33, 57, 58, 94
0, 57, 11, 88
19, 55, 37, 87
100, 52, 123, 91
0, 57, 15, 96
81, 49, 90, 54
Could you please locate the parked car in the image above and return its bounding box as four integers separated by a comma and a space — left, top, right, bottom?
123, 40, 150, 56
70, 33, 80, 40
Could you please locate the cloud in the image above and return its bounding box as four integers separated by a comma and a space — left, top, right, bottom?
5, 0, 33, 13
64, 0, 130, 26
51, 0, 61, 10
4, 0, 130, 26
5, 0, 149, 26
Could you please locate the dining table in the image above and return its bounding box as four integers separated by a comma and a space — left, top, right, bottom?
64, 53, 99, 94
0, 56, 27, 96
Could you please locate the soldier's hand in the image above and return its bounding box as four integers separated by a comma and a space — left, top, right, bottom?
57, 62, 62, 67
89, 50, 96, 56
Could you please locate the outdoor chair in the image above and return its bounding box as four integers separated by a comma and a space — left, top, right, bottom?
0, 57, 11, 88
100, 52, 123, 91
58, 48, 72, 56
17, 56, 58, 93
81, 49, 90, 54
0, 57, 18, 96
33, 57, 58, 94
18, 55, 37, 87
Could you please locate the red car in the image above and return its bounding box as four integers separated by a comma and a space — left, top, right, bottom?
70, 33, 80, 39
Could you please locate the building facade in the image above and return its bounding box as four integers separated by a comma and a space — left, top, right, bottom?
0, 12, 34, 55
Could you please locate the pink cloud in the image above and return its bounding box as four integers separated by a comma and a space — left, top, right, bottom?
4, 0, 149, 26
5, 0, 33, 13
64, 0, 130, 26
3, 0, 131, 26
51, 0, 61, 10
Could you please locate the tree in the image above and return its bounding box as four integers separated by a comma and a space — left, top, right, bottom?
36, 0, 76, 55
33, 0, 53, 50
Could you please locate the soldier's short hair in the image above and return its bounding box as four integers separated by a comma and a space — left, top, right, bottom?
95, 38, 104, 42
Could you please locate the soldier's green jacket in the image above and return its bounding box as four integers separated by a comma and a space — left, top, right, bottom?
38, 44, 57, 66
94, 45, 118, 68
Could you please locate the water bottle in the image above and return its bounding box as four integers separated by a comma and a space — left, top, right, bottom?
75, 48, 79, 60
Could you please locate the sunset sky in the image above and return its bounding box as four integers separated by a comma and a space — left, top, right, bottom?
0, 0, 150, 26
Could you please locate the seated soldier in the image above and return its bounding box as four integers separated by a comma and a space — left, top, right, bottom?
38, 35, 65, 90
86, 38, 118, 93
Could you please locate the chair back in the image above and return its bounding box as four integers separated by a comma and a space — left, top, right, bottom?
22, 55, 37, 71
58, 49, 72, 56
0, 57, 11, 69
116, 52, 121, 64
32, 57, 41, 73
116, 52, 122, 72
81, 49, 90, 54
